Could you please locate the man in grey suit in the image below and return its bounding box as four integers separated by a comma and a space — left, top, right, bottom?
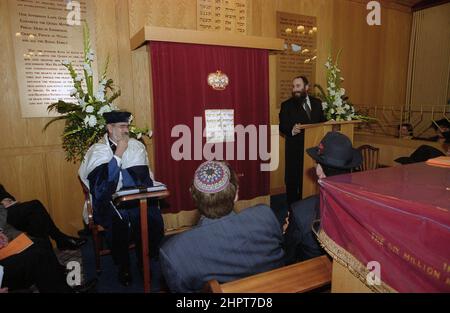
160, 161, 285, 293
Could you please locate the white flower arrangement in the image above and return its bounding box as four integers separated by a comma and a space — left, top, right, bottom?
44, 24, 151, 163
315, 51, 369, 122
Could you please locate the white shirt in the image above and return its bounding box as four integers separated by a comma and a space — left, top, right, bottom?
304, 95, 312, 113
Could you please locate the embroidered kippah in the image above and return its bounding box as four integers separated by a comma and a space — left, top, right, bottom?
193, 161, 231, 194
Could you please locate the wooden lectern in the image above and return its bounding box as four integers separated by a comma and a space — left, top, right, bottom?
300, 120, 361, 199
114, 189, 170, 293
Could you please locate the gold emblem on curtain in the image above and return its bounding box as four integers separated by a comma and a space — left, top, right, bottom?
207, 70, 229, 90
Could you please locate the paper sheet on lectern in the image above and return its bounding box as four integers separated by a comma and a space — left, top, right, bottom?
205, 109, 235, 143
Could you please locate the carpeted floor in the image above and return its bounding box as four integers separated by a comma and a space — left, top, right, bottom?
55, 248, 85, 285
80, 237, 164, 293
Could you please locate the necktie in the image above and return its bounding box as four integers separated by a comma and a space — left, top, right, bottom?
303, 98, 311, 120
109, 139, 117, 153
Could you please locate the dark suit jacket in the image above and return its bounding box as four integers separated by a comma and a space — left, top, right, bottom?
279, 96, 326, 183
159, 204, 285, 293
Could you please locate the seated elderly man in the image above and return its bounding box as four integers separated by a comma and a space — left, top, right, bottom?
79, 111, 164, 286
284, 132, 363, 264
160, 161, 285, 293
0, 185, 85, 250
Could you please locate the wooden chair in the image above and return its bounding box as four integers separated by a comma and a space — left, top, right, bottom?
357, 145, 380, 171
204, 255, 332, 293
79, 178, 111, 275
114, 189, 170, 293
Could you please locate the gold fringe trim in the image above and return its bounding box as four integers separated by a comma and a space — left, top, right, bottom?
317, 229, 397, 293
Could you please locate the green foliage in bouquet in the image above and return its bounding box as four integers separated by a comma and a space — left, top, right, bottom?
44, 24, 150, 163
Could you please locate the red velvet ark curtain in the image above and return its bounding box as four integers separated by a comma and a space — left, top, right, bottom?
150, 42, 270, 213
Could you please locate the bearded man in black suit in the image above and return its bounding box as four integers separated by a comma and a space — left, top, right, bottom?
279, 76, 326, 206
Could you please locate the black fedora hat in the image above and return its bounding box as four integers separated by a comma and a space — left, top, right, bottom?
394, 145, 445, 165
306, 132, 362, 170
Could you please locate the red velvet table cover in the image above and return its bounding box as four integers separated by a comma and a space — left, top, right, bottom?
318, 162, 450, 292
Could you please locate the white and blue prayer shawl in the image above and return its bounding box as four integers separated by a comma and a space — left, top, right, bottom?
78, 134, 154, 225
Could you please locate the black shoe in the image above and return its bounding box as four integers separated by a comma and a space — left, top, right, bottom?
72, 278, 98, 293
118, 266, 132, 287
57, 236, 87, 251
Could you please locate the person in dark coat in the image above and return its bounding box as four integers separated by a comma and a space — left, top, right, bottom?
428, 118, 450, 143
0, 204, 97, 293
284, 132, 362, 264
0, 185, 86, 251
394, 145, 445, 165
279, 76, 326, 206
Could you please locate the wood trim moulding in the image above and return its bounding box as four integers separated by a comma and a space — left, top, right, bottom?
130, 26, 285, 51
412, 0, 450, 11
346, 0, 412, 13
0, 145, 63, 158
270, 186, 286, 196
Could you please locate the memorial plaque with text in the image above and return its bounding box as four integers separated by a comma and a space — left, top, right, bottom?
9, 0, 97, 118
197, 0, 247, 34
276, 12, 317, 108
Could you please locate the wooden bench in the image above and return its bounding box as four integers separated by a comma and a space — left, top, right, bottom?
205, 255, 332, 293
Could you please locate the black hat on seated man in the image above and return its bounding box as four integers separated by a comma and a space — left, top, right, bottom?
103, 111, 131, 124
306, 132, 362, 169
0, 184, 15, 202
394, 145, 445, 165
431, 118, 450, 130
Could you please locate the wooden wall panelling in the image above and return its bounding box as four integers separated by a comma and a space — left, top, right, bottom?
407, 3, 450, 110
332, 0, 412, 108
93, 0, 122, 107
131, 45, 155, 171
0, 153, 49, 211
45, 152, 84, 236
128, 0, 197, 37
115, 0, 135, 113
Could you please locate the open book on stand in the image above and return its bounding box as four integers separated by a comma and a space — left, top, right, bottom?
112, 181, 167, 199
